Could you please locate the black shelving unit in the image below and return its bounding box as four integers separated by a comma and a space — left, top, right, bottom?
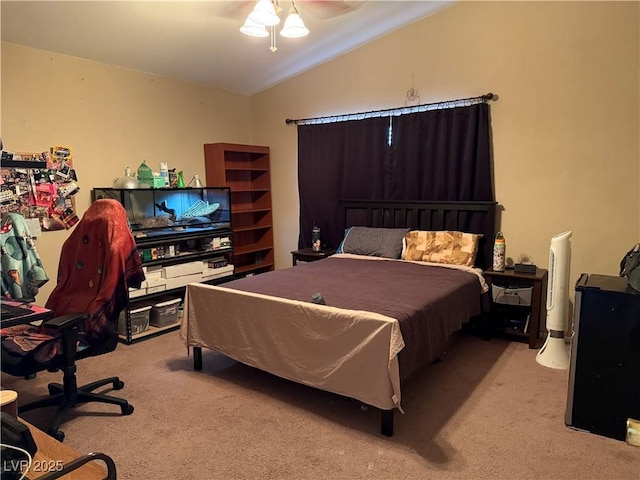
92, 187, 236, 344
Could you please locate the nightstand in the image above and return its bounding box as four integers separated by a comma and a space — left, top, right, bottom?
483, 267, 548, 348
291, 248, 335, 266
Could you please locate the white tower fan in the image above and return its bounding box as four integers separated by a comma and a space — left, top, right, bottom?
536, 231, 572, 369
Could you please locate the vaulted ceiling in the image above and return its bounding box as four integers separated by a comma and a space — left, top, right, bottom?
1, 1, 452, 95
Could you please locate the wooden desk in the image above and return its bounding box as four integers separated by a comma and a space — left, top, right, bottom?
18, 419, 112, 480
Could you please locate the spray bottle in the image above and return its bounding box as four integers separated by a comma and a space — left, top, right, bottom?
493, 232, 506, 272
159, 162, 169, 187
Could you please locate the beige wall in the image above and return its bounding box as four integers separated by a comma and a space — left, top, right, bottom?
253, 1, 640, 291
1, 42, 253, 300
1, 1, 639, 305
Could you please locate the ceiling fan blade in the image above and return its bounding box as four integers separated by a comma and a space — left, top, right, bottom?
299, 0, 363, 19
213, 1, 255, 20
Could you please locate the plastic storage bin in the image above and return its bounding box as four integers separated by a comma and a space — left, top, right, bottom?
491, 284, 533, 306
118, 305, 151, 336
150, 297, 181, 327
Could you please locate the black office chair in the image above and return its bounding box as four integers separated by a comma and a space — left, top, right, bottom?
1, 199, 145, 441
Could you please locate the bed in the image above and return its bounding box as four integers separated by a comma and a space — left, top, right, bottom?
180, 200, 497, 436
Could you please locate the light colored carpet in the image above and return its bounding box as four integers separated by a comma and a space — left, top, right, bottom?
3, 331, 638, 480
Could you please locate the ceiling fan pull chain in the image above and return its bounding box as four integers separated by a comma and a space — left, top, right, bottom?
270, 24, 278, 52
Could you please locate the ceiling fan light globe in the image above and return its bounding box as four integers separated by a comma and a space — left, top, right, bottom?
248, 0, 281, 27
280, 12, 309, 38
240, 17, 269, 37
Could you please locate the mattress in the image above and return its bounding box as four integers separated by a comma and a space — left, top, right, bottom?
181, 254, 486, 410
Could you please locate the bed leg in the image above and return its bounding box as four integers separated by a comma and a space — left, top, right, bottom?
381, 409, 394, 437
193, 347, 203, 371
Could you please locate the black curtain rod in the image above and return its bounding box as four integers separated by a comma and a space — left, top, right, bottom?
285, 92, 496, 126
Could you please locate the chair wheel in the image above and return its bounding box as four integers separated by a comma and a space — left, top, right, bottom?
122, 404, 134, 415
113, 380, 125, 390
48, 384, 62, 396
48, 429, 65, 442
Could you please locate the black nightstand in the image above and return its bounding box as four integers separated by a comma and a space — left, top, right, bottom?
291, 248, 335, 266
483, 267, 548, 349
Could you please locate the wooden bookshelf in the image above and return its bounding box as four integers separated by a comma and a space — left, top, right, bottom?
204, 143, 274, 276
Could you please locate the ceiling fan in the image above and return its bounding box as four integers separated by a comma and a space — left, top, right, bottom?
225, 0, 364, 52
216, 1, 363, 21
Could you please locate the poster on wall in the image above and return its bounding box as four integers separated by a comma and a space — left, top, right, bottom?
0, 145, 80, 231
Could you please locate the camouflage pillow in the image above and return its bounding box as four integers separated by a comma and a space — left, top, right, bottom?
402, 230, 482, 267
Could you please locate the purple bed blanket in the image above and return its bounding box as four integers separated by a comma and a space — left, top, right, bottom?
224, 255, 483, 381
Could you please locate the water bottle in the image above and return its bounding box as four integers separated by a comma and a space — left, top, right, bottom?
493, 232, 506, 272
312, 225, 321, 252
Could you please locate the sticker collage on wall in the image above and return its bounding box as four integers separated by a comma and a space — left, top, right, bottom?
0, 145, 80, 231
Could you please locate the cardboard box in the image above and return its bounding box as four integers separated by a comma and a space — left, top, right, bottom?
201, 265, 234, 282
143, 265, 163, 279
212, 237, 231, 250
162, 261, 203, 279
128, 286, 147, 298
207, 257, 228, 269
164, 273, 203, 291
145, 277, 167, 294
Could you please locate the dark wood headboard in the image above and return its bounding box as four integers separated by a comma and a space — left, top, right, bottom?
338, 200, 498, 270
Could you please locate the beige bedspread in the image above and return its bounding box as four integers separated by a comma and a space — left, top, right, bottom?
180, 283, 405, 410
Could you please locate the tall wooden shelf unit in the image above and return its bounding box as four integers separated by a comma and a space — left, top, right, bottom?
204, 143, 274, 277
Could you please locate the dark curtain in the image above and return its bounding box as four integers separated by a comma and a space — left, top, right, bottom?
297, 103, 493, 249
389, 104, 493, 201
297, 117, 391, 250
